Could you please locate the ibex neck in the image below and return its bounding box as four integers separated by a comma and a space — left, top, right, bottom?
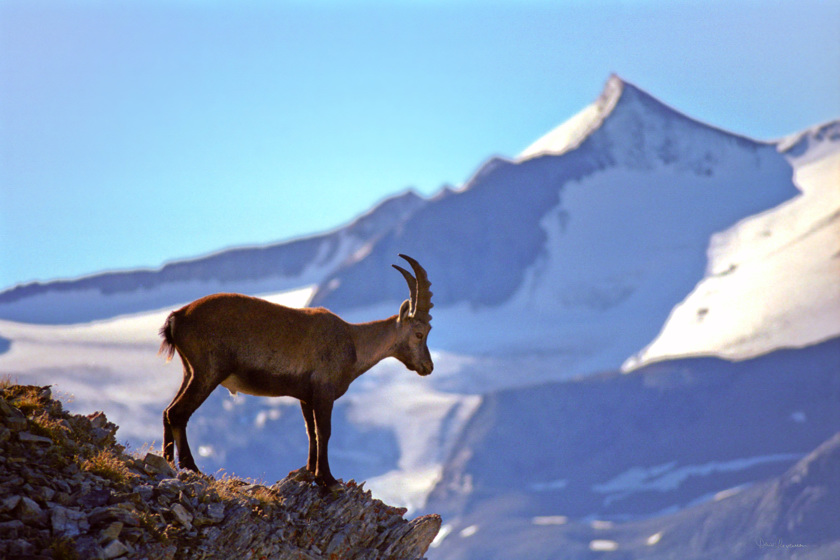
350, 316, 400, 377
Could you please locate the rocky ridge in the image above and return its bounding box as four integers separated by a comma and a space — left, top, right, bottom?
0, 384, 440, 559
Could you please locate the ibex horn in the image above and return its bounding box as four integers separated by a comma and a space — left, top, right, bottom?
392, 263, 417, 315
395, 254, 433, 322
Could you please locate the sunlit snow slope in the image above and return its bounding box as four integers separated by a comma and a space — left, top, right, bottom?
625, 121, 840, 369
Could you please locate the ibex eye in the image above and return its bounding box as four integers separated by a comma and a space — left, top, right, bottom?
415, 332, 424, 339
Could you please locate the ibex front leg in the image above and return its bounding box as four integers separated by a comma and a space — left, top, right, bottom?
300, 401, 318, 474
312, 392, 337, 487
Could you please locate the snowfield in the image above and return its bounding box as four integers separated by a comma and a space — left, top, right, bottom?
625, 122, 840, 369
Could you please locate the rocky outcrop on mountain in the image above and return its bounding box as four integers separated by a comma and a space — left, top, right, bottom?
0, 384, 440, 560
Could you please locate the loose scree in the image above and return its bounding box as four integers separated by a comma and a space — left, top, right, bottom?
158, 254, 434, 486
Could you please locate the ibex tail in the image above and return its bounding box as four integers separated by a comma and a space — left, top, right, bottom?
158, 312, 177, 362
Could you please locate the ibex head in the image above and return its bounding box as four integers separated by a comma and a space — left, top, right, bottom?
392, 254, 434, 376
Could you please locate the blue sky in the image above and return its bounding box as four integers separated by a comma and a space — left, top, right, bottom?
1, 0, 838, 290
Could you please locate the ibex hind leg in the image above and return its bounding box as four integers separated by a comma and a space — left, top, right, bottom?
164, 364, 220, 472
163, 356, 193, 463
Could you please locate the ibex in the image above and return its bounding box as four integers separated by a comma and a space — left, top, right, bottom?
158, 254, 434, 487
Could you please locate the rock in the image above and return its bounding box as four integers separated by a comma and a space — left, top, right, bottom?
0, 519, 25, 537
16, 496, 44, 522
135, 483, 154, 502
156, 477, 185, 496
1, 495, 21, 512
143, 452, 176, 478
194, 501, 226, 527
5, 538, 36, 557
170, 503, 193, 530
77, 487, 111, 508
0, 397, 25, 420
90, 426, 113, 443
400, 514, 443, 558
89, 506, 141, 528
98, 521, 124, 543
37, 486, 55, 502
88, 411, 108, 429
73, 535, 103, 559
101, 539, 130, 559
4, 413, 27, 430
121, 526, 144, 544
206, 501, 225, 523
51, 505, 90, 538
0, 384, 443, 560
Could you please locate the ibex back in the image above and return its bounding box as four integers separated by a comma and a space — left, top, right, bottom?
158, 254, 434, 487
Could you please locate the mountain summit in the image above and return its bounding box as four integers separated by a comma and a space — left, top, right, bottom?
309, 76, 799, 375
518, 75, 760, 170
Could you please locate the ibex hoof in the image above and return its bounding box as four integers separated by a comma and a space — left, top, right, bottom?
316, 475, 339, 489
179, 461, 200, 473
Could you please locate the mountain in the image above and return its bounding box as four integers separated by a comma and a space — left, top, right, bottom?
314, 75, 796, 315
0, 189, 427, 324
421, 338, 840, 559
0, 76, 825, 375
616, 430, 840, 560
3, 75, 813, 377
1, 75, 838, 560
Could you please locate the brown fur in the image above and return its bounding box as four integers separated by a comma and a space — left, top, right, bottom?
158, 256, 434, 487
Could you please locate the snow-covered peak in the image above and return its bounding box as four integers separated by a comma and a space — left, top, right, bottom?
518, 75, 763, 175
778, 120, 840, 167
518, 74, 624, 160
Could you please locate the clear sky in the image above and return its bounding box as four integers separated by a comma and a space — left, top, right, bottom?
1, 0, 838, 291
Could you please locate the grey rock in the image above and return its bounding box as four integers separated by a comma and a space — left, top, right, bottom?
169, 503, 193, 530
101, 539, 130, 559
143, 453, 176, 478
16, 495, 44, 521
89, 505, 141, 527
0, 519, 25, 537
17, 431, 52, 445
98, 521, 124, 543
5, 538, 36, 556
51, 505, 90, 538
1, 494, 21, 512
135, 483, 154, 502
77, 486, 111, 508
206, 501, 225, 521
156, 477, 184, 496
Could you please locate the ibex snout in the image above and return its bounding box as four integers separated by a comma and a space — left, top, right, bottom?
416, 358, 434, 376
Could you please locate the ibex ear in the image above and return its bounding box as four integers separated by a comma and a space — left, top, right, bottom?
398, 299, 412, 322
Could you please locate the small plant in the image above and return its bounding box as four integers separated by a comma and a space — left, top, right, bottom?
80, 448, 137, 485
0, 375, 15, 391
29, 411, 71, 444
4, 385, 43, 415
